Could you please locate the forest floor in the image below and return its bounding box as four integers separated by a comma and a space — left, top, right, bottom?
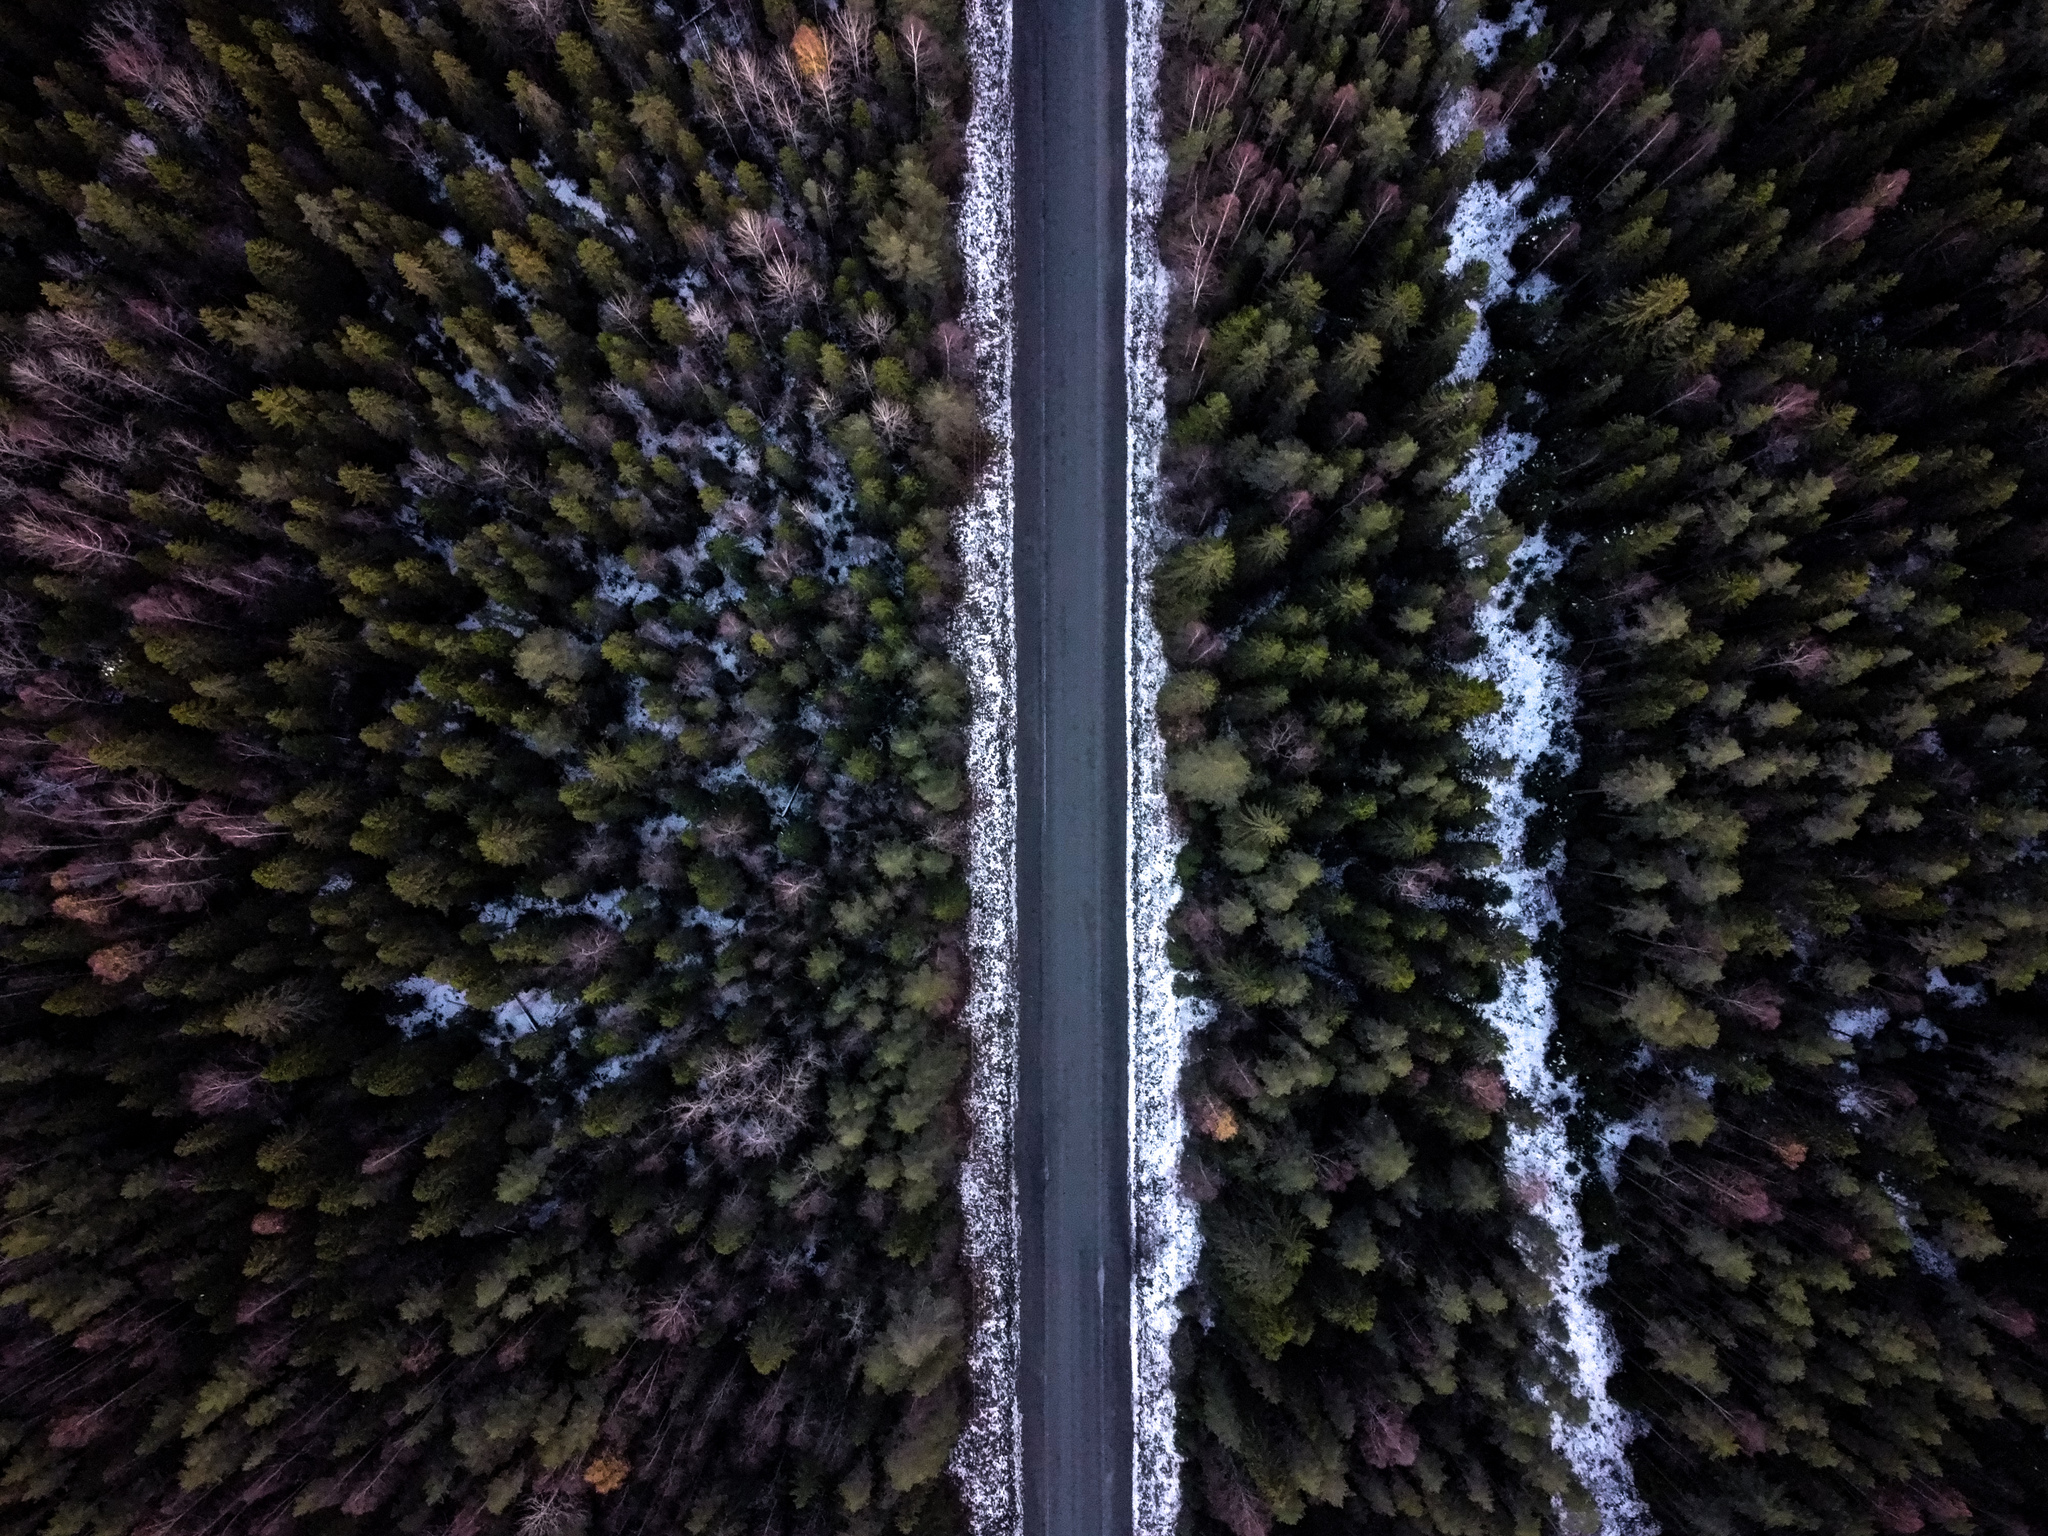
1013, 0, 1133, 1529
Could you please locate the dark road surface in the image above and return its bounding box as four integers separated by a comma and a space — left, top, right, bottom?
1013, 0, 1130, 1529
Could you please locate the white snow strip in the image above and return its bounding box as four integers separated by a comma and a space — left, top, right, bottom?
1594, 1066, 1713, 1187
946, 0, 1021, 1528
1462, 525, 1653, 1536
1901, 967, 1979, 1053
388, 975, 578, 1043
475, 889, 632, 932
492, 987, 575, 1038
1462, 0, 1546, 67
1832, 993, 1965, 1277
1450, 429, 1540, 552
1877, 1170, 1959, 1280
1441, 53, 1655, 1531
1127, 0, 1198, 1530
1442, 178, 1567, 385
1434, 3, 1546, 154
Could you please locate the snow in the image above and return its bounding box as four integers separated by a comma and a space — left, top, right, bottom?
1450, 430, 1538, 551
1461, 0, 1546, 67
1926, 966, 1986, 1009
545, 175, 620, 233
1441, 179, 1568, 385
1829, 984, 1973, 1277
1126, 0, 1198, 1528
1878, 1172, 1958, 1280
638, 812, 691, 846
1911, 1235, 1959, 1280
476, 889, 632, 932
594, 553, 664, 609
1440, 35, 1653, 1532
1595, 1068, 1713, 1187
1464, 525, 1654, 1536
946, 0, 1022, 1527
492, 988, 575, 1038
821, 531, 891, 582
1446, 180, 1539, 308
796, 476, 894, 583
391, 975, 469, 1034
389, 975, 576, 1042
1829, 1007, 1895, 1118
625, 678, 682, 739
1434, 3, 1545, 154
1905, 1016, 1949, 1050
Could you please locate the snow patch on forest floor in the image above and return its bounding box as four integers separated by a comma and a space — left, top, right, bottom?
1460, 524, 1653, 1536
1461, 0, 1547, 67
475, 889, 632, 932
1126, 0, 1198, 1530
1441, 33, 1656, 1528
1434, 2, 1547, 156
1833, 981, 1983, 1280
947, 0, 1021, 1527
388, 975, 576, 1042
1442, 175, 1568, 384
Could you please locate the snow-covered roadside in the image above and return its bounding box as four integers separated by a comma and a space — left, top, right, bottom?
947, 0, 1022, 1528
1126, 0, 1199, 1530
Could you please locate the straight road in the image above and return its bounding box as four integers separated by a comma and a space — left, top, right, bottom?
1013, 0, 1130, 1529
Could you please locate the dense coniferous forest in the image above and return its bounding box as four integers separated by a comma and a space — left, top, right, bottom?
0, 0, 985, 1529
1501, 4, 2048, 1533
1152, 3, 1581, 1530
1151, 0, 2048, 1534
6, 0, 2048, 1531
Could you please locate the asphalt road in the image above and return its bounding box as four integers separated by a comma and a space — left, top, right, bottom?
1013, 0, 1131, 1529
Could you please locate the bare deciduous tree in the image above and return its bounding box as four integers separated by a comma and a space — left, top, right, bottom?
897, 15, 935, 95
870, 397, 913, 448
830, 1, 875, 76
763, 255, 821, 313
184, 1065, 265, 1116
671, 1043, 821, 1163
122, 832, 220, 911
485, 0, 566, 38
9, 507, 133, 572
176, 797, 283, 846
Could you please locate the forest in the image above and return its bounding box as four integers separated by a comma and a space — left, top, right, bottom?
2, 0, 2046, 1533
1152, 0, 2048, 1534
0, 0, 984, 1530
